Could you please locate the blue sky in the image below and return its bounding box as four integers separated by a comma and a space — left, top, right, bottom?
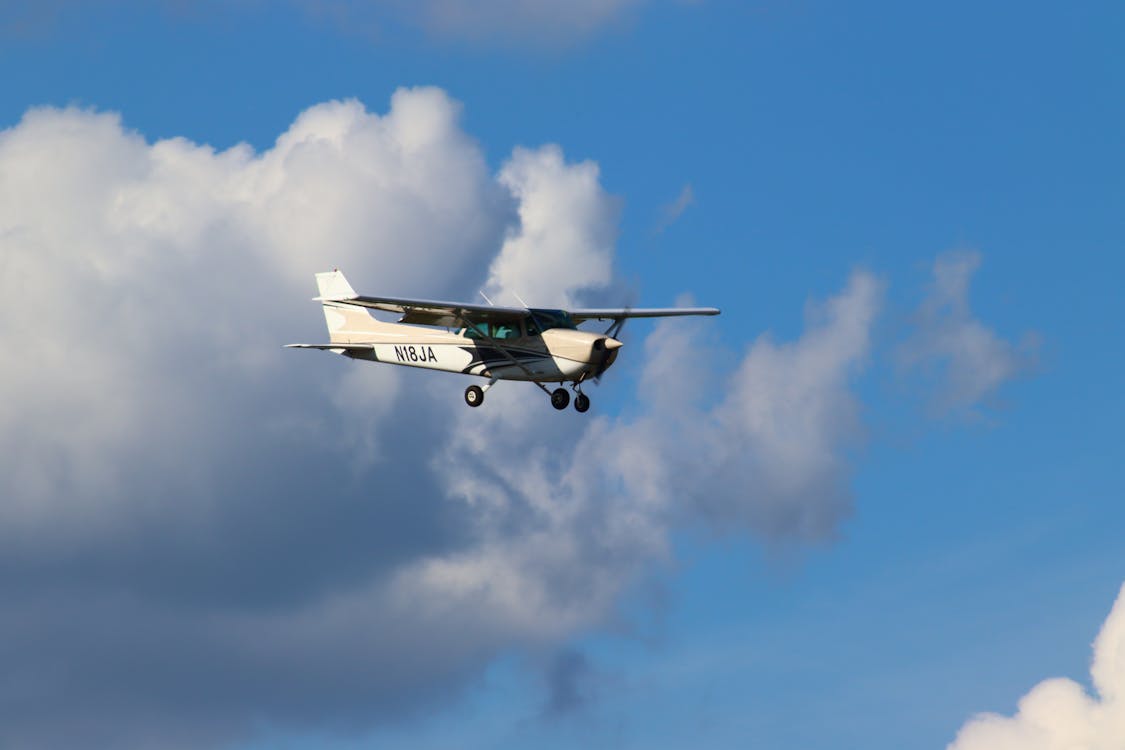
1, 2, 1123, 748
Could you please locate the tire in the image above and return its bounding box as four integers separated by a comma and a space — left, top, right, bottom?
465, 385, 484, 407
550, 387, 570, 410
574, 393, 590, 413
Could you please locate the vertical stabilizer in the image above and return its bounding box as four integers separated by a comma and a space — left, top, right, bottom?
315, 270, 358, 300
313, 270, 383, 343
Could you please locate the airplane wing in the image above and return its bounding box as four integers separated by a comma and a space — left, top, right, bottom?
319, 293, 529, 328
312, 269, 718, 327
569, 307, 721, 322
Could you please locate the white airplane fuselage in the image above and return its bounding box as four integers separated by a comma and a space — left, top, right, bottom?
289, 269, 718, 411
323, 303, 621, 383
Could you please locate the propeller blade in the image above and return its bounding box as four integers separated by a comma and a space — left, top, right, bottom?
597, 302, 631, 383
593, 335, 623, 382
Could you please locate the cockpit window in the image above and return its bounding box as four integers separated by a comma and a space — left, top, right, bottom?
491, 322, 520, 340
462, 321, 523, 340
529, 310, 576, 332
462, 312, 574, 340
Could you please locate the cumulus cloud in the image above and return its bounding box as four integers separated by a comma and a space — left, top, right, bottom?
0, 89, 877, 748
949, 583, 1125, 750
0, 88, 506, 532
0, 88, 506, 748
435, 269, 881, 617
897, 250, 1038, 416
485, 144, 619, 307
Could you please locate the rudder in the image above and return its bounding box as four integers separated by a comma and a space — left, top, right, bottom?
313, 270, 383, 344
315, 270, 358, 301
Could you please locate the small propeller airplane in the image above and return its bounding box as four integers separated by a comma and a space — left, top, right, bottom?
287, 270, 720, 412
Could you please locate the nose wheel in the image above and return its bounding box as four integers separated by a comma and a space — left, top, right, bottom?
465, 385, 484, 407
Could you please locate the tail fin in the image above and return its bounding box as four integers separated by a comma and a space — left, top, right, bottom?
315, 270, 358, 301
313, 270, 383, 344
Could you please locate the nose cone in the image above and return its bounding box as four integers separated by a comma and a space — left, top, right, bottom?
592, 336, 622, 378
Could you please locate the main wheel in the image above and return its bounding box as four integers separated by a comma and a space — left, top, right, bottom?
464, 385, 484, 407
550, 387, 570, 410
574, 393, 590, 413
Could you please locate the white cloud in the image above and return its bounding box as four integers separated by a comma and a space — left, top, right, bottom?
0, 89, 513, 747
949, 583, 1125, 750
430, 271, 881, 641
485, 144, 619, 308
704, 271, 880, 536
0, 89, 877, 748
0, 89, 506, 533
897, 250, 1038, 416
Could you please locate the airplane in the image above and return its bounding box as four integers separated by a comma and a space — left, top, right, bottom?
287, 270, 720, 412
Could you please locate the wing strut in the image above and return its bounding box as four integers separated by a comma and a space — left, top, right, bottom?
604, 316, 627, 340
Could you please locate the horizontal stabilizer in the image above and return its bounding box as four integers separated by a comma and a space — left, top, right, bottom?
284, 343, 377, 361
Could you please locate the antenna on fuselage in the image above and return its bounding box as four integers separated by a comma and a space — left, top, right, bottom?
512, 292, 529, 309
479, 290, 495, 306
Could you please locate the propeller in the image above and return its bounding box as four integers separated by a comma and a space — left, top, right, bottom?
594, 312, 628, 383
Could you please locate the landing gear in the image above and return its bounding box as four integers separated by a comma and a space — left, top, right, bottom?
466, 381, 589, 413
550, 387, 570, 410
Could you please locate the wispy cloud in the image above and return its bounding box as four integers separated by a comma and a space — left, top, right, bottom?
949, 582, 1125, 750
655, 182, 694, 233
896, 250, 1038, 417
395, 0, 648, 44
297, 0, 643, 44
0, 1, 655, 46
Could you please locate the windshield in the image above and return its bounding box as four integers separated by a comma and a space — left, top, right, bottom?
528, 309, 576, 333
461, 310, 576, 340
463, 321, 522, 340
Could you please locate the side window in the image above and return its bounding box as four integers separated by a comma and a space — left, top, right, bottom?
463, 323, 487, 339
490, 322, 522, 340
525, 316, 543, 336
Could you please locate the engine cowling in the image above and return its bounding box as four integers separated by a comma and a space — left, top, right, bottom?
592, 336, 622, 378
